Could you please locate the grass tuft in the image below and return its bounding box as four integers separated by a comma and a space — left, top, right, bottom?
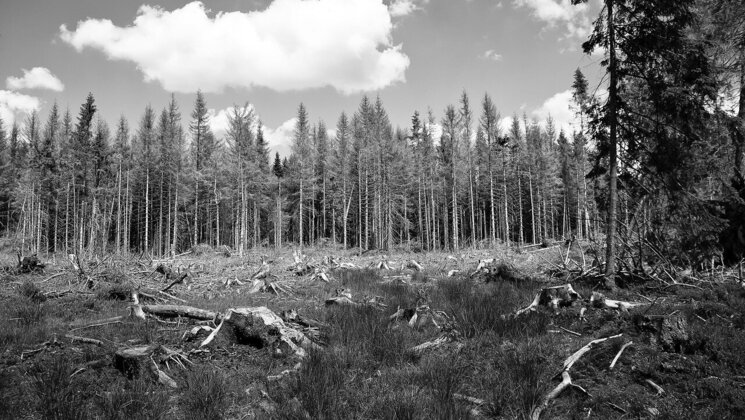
182, 366, 228, 420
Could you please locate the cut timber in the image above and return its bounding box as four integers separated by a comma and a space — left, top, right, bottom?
407, 335, 461, 359
325, 296, 358, 306
516, 284, 581, 316
405, 260, 423, 271
65, 334, 103, 346
590, 292, 645, 311
141, 305, 220, 321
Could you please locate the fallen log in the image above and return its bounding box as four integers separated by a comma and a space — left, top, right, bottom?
65, 334, 104, 347
590, 292, 645, 311
141, 304, 220, 321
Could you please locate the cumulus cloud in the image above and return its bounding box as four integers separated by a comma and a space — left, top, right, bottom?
208, 105, 258, 140
531, 89, 576, 133
263, 118, 297, 158
512, 0, 592, 39
388, 0, 429, 17
6, 67, 65, 92
481, 49, 503, 61
59, 0, 410, 94
0, 90, 41, 127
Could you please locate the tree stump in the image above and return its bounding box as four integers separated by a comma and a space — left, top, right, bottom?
113, 345, 159, 379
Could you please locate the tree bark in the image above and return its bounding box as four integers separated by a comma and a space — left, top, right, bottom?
604, 0, 619, 289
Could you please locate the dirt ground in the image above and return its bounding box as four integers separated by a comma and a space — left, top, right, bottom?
1, 244, 744, 419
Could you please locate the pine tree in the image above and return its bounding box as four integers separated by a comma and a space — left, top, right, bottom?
292, 103, 312, 248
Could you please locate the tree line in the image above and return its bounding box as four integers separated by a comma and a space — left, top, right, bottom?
0, 84, 599, 257
0, 0, 743, 280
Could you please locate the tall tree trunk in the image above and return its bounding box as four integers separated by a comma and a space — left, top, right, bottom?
214, 175, 220, 247
604, 0, 619, 288
489, 167, 496, 245
65, 182, 70, 254
469, 168, 476, 248
172, 174, 178, 257
299, 176, 304, 249
116, 163, 122, 254
734, 48, 745, 179
518, 163, 524, 245
193, 178, 198, 247
145, 169, 150, 255
502, 150, 509, 245
529, 169, 536, 244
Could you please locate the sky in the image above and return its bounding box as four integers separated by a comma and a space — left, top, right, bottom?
0, 0, 604, 157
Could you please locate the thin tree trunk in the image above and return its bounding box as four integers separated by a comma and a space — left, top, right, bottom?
172, 174, 178, 257
193, 178, 198, 247
604, 0, 619, 288
145, 169, 150, 255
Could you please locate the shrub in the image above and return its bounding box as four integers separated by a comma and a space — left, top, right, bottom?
18, 280, 46, 303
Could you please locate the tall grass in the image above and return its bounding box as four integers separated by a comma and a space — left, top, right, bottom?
433, 277, 548, 339
183, 366, 228, 420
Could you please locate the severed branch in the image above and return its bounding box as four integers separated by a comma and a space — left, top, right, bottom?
609, 341, 633, 370
65, 334, 104, 347
162, 273, 188, 293
531, 334, 622, 420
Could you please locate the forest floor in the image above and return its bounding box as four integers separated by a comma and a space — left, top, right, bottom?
1, 241, 745, 419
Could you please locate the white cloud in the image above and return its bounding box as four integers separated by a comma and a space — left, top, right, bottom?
0, 90, 41, 127
512, 0, 591, 39
481, 49, 503, 61
263, 117, 297, 158
208, 104, 257, 140
388, 0, 429, 17
6, 67, 65, 92
60, 0, 410, 94
531, 89, 576, 133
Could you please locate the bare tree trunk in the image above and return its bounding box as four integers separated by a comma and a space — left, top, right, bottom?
145, 169, 150, 255
502, 150, 509, 245
65, 182, 70, 254
518, 163, 524, 245
469, 169, 476, 248
116, 163, 122, 254
193, 178, 198, 247
489, 168, 496, 245
172, 174, 178, 257
214, 175, 220, 247
299, 176, 304, 249
604, 0, 619, 289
